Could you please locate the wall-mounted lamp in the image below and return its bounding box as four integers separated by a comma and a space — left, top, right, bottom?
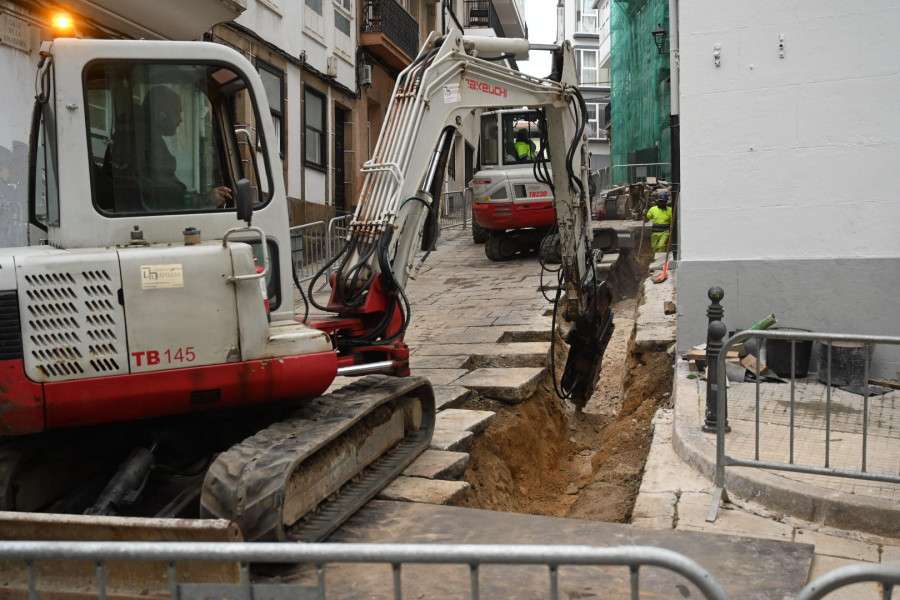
651, 23, 668, 55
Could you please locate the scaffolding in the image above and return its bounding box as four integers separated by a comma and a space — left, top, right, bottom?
609, 0, 671, 185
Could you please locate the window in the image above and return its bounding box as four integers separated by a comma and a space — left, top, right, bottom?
335, 11, 350, 36
586, 103, 608, 140
479, 111, 544, 167
32, 92, 60, 229
334, 6, 352, 59
479, 113, 498, 167
305, 0, 325, 39
576, 0, 598, 34
82, 61, 272, 215
503, 111, 542, 164
576, 48, 600, 86
305, 87, 327, 170
258, 0, 281, 14
257, 61, 284, 156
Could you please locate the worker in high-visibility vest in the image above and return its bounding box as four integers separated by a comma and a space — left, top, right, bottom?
514, 129, 536, 161
645, 191, 673, 253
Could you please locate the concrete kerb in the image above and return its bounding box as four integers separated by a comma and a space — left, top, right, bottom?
670, 361, 900, 538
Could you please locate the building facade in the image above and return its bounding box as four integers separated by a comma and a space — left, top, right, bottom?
676, 0, 900, 377
562, 0, 611, 183
607, 0, 672, 186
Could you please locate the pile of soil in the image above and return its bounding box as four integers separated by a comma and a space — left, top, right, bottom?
456, 249, 674, 523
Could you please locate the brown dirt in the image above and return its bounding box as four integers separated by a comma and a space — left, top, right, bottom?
455, 249, 674, 523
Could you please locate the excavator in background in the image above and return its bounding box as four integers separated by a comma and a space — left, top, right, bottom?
468, 108, 605, 262
0, 20, 612, 565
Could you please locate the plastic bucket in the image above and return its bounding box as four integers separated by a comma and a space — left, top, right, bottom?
764, 329, 813, 378
816, 341, 873, 387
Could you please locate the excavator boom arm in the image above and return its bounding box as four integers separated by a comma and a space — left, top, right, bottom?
308, 29, 610, 405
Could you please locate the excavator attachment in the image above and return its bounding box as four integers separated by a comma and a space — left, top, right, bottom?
0, 512, 242, 598
201, 375, 436, 542
562, 281, 615, 410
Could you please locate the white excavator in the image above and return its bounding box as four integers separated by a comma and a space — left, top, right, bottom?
0, 11, 613, 566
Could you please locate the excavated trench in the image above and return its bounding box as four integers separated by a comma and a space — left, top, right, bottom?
454, 247, 675, 523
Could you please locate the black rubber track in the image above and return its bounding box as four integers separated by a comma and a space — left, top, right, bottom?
200, 375, 435, 542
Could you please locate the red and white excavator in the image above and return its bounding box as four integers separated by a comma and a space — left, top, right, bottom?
468, 108, 606, 262
0, 10, 613, 557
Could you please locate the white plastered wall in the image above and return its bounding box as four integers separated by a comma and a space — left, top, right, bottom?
677, 0, 900, 377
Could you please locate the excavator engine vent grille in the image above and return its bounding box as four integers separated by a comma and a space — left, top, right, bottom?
0, 290, 23, 361
20, 264, 129, 382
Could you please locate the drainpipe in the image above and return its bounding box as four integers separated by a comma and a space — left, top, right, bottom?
669, 0, 680, 257
556, 0, 564, 45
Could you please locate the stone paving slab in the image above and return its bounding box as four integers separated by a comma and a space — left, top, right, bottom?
677, 491, 795, 541
407, 326, 501, 344
402, 450, 470, 480
376, 477, 470, 505
409, 355, 470, 369
806, 555, 883, 599
413, 342, 546, 360
432, 385, 472, 410
455, 367, 545, 404
466, 342, 551, 368
435, 408, 495, 434
406, 368, 468, 386
329, 501, 814, 600
495, 326, 553, 343
633, 273, 676, 350
429, 428, 474, 452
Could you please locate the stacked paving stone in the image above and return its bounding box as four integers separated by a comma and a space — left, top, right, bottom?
379, 235, 556, 503
309, 229, 641, 506
312, 233, 560, 504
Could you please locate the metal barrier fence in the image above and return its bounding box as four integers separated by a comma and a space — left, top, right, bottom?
4, 539, 897, 599
707, 330, 900, 522
794, 562, 900, 600
289, 199, 463, 289
440, 189, 470, 231
0, 541, 728, 600
289, 214, 352, 283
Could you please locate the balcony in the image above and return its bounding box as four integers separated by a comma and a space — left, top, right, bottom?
361, 0, 419, 70
478, 0, 527, 39
464, 0, 506, 37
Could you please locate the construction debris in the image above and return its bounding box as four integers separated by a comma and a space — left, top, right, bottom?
592, 179, 672, 220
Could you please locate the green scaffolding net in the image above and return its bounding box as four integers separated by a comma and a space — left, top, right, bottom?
609, 0, 671, 185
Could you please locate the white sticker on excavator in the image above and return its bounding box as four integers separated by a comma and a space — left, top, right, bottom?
141, 264, 184, 289
443, 83, 461, 104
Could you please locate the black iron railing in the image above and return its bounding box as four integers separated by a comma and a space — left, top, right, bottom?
363, 0, 419, 60
463, 0, 506, 37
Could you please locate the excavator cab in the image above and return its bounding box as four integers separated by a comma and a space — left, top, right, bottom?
2, 39, 434, 560
30, 40, 279, 246
85, 64, 236, 214
470, 109, 556, 260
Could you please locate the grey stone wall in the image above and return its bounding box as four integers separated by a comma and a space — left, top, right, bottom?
677, 257, 900, 380
0, 141, 29, 247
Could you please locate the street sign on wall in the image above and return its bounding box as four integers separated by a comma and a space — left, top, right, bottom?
1, 13, 30, 53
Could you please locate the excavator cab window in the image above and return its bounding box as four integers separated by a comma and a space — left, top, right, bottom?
84, 61, 273, 216
503, 112, 542, 164
478, 110, 545, 168
479, 113, 499, 167
31, 88, 60, 230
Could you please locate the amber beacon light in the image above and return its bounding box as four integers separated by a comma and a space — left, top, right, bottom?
51, 12, 75, 35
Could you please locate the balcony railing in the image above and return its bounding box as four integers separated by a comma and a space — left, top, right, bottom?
363, 0, 419, 61
464, 0, 506, 37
